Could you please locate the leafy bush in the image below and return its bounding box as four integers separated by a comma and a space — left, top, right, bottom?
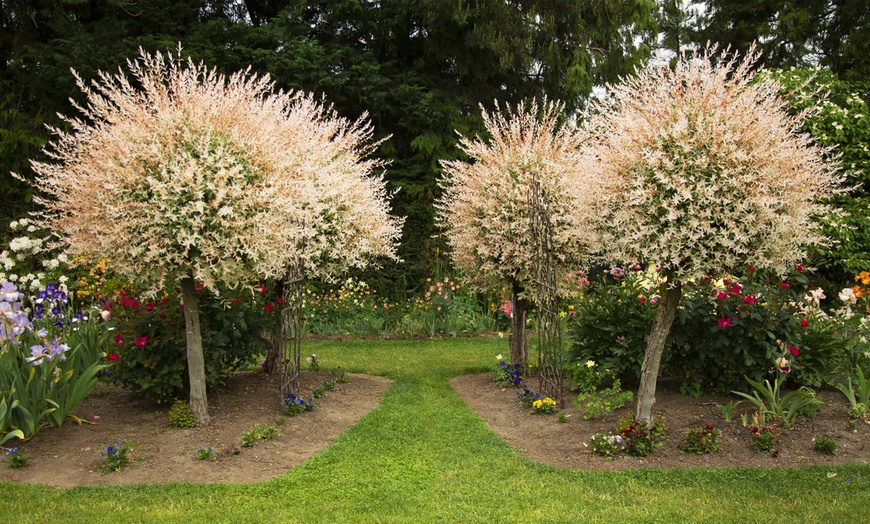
617, 417, 665, 457
589, 433, 623, 459
567, 266, 656, 385
813, 436, 838, 455
572, 380, 634, 420
107, 284, 272, 404
241, 423, 280, 448
680, 424, 721, 454
566, 265, 856, 394
168, 400, 197, 428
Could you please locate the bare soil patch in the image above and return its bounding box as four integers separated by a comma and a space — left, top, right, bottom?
6, 372, 391, 487
452, 373, 870, 471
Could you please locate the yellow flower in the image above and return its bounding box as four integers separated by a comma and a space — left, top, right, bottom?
544, 397, 556, 406
856, 271, 870, 285
532, 399, 543, 409
585, 360, 596, 368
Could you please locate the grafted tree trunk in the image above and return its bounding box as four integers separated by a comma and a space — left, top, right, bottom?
510, 279, 529, 371
180, 277, 209, 426
636, 275, 682, 423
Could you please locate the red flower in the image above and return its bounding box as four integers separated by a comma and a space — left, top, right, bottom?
780, 282, 790, 289
254, 284, 268, 294
106, 353, 119, 362
723, 279, 731, 286
638, 296, 647, 304
796, 264, 806, 272
114, 334, 124, 345
716, 292, 728, 301
742, 295, 758, 305
800, 319, 809, 328
717, 317, 732, 329
230, 298, 242, 304
277, 297, 284, 305
135, 336, 148, 347
146, 302, 155, 311
729, 283, 743, 294
263, 304, 275, 313
789, 345, 799, 356
195, 283, 205, 293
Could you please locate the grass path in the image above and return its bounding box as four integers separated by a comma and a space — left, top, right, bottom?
3, 338, 869, 523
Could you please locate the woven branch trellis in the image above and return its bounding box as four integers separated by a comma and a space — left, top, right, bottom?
528, 180, 564, 406
278, 262, 304, 400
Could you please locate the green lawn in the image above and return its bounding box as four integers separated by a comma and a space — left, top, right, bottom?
3, 338, 869, 523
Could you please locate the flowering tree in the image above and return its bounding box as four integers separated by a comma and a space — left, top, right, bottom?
24, 48, 401, 425
585, 46, 842, 422
438, 99, 599, 367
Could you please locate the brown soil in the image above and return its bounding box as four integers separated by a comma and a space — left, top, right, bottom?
452, 373, 870, 470
6, 371, 391, 487
7, 370, 868, 488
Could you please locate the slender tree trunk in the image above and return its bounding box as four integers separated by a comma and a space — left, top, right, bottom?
635, 276, 682, 423
510, 279, 529, 372
261, 279, 285, 374
180, 277, 210, 426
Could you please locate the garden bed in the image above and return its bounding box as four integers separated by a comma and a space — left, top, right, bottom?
6, 371, 391, 487
452, 373, 870, 471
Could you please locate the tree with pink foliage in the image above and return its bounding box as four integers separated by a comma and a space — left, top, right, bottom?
24, 48, 401, 425
585, 46, 843, 422
438, 99, 601, 368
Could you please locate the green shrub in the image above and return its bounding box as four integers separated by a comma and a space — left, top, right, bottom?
617, 416, 665, 457
567, 265, 828, 392
572, 380, 634, 420
168, 400, 197, 428
680, 424, 721, 454
108, 284, 272, 404
813, 436, 838, 455
241, 423, 280, 448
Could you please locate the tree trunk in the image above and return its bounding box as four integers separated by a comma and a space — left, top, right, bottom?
180, 277, 210, 426
510, 279, 529, 372
635, 276, 682, 423
261, 279, 285, 374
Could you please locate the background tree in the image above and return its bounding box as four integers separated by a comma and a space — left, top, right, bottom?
585, 46, 842, 422
763, 67, 870, 282
437, 99, 600, 368
671, 1, 870, 85
24, 48, 400, 424
1, 0, 658, 288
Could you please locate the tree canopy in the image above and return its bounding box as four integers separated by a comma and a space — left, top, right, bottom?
1, 0, 658, 286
